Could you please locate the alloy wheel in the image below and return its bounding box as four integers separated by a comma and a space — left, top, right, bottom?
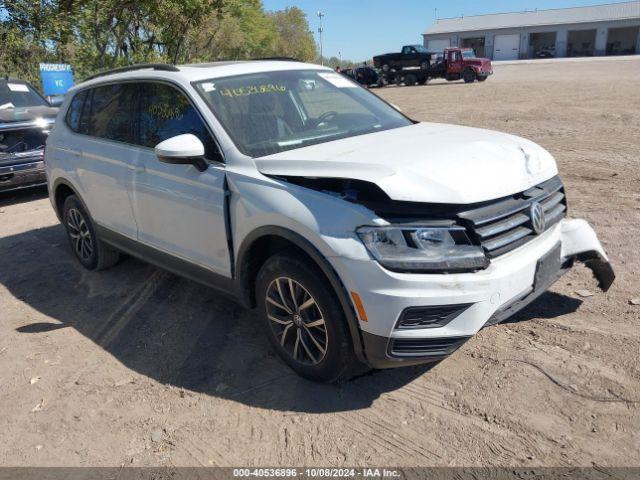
265, 277, 328, 366
67, 208, 94, 261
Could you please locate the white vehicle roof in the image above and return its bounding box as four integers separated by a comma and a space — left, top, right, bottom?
72, 61, 331, 92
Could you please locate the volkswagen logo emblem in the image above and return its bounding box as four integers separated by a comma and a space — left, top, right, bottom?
529, 202, 546, 235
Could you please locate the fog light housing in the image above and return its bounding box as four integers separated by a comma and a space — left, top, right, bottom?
395, 303, 473, 330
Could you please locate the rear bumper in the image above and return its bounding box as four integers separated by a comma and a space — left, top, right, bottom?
332, 219, 614, 369
0, 159, 46, 193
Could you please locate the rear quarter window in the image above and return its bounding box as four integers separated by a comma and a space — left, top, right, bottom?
65, 90, 87, 133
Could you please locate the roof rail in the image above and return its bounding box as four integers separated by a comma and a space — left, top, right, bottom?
255, 57, 301, 62
84, 63, 180, 81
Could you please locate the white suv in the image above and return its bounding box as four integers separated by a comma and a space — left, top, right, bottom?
45, 61, 614, 382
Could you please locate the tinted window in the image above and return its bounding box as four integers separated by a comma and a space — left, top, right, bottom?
65, 90, 87, 133
86, 83, 136, 142
138, 83, 218, 160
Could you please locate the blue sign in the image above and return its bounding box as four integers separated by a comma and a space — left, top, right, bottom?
39, 63, 74, 96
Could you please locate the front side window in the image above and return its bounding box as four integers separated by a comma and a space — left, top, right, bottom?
137, 82, 219, 160
86, 84, 136, 142
194, 70, 412, 157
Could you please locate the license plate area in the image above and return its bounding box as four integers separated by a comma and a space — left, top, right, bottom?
534, 243, 562, 291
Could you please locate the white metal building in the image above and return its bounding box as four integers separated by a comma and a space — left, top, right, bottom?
423, 1, 640, 60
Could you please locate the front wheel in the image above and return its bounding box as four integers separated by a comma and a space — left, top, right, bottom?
62, 195, 120, 270
463, 69, 477, 83
256, 253, 363, 382
477, 75, 488, 82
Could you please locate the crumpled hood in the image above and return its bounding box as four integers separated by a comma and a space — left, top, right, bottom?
254, 122, 558, 204
0, 105, 58, 125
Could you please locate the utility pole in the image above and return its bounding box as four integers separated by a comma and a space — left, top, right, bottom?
317, 11, 325, 66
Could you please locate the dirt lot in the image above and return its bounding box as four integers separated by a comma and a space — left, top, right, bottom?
1, 58, 639, 467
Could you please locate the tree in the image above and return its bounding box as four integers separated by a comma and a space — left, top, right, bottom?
0, 0, 322, 86
269, 7, 316, 62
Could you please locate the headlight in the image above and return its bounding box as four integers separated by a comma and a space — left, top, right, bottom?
356, 226, 488, 273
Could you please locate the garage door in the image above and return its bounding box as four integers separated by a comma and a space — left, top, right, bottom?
427, 39, 450, 53
493, 34, 520, 60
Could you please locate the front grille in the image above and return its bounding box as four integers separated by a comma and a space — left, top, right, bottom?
389, 336, 470, 358
458, 176, 567, 258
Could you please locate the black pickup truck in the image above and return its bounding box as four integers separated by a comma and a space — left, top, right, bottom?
373, 45, 434, 72
0, 78, 57, 193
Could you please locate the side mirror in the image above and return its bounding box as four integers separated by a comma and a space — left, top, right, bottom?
48, 96, 64, 107
155, 134, 208, 172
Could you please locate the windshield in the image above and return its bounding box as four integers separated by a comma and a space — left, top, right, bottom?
462, 50, 477, 59
0, 81, 48, 109
194, 70, 412, 157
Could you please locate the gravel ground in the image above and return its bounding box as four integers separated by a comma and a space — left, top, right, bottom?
0, 58, 638, 467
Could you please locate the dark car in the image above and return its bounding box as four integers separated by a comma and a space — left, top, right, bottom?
342, 66, 382, 87
0, 78, 57, 193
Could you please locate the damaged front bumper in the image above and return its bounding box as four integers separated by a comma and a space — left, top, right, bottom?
333, 218, 614, 369
0, 155, 46, 193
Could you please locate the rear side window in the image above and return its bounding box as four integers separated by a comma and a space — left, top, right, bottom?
138, 82, 219, 160
86, 84, 136, 142
65, 90, 87, 133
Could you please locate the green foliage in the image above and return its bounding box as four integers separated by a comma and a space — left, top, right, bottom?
0, 0, 322, 86
269, 7, 316, 62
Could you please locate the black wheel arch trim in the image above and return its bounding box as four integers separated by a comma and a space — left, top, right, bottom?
51, 177, 86, 221
236, 226, 368, 365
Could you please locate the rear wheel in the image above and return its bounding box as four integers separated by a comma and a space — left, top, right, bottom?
463, 69, 476, 83
404, 74, 417, 86
62, 195, 120, 271
256, 253, 363, 382
381, 64, 391, 73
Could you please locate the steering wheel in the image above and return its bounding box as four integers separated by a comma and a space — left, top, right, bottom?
315, 111, 339, 127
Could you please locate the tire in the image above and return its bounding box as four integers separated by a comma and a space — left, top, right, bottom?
477, 75, 488, 82
381, 64, 391, 73
404, 74, 417, 86
463, 69, 476, 84
62, 195, 120, 271
256, 253, 364, 382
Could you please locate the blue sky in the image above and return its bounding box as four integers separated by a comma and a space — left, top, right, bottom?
262, 0, 631, 60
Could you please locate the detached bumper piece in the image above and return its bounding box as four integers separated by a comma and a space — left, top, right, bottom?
577, 251, 615, 292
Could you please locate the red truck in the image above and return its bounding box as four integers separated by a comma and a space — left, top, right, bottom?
375, 47, 493, 86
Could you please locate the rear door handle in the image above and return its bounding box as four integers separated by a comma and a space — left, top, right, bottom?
128, 164, 145, 173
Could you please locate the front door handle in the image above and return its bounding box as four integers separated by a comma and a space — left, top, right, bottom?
129, 165, 145, 173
